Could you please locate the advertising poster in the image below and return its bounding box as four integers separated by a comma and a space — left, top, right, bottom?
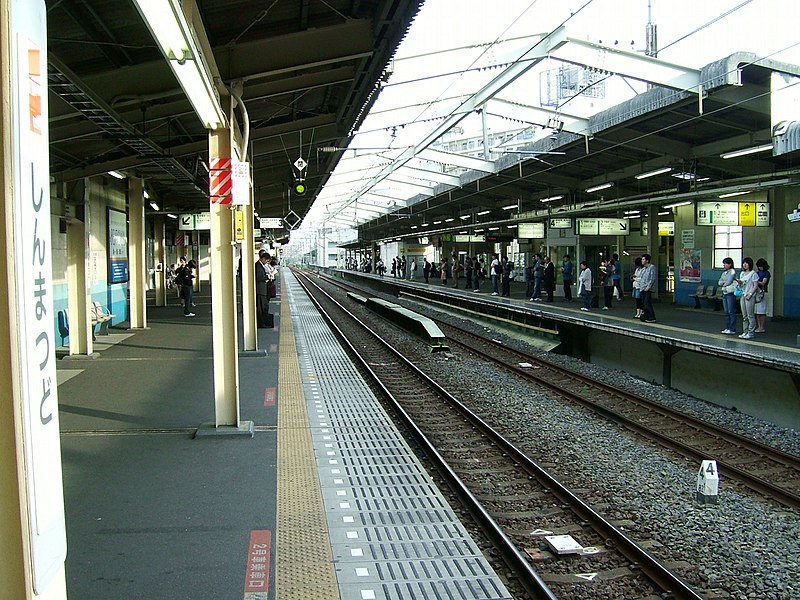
679, 247, 701, 282
108, 208, 129, 283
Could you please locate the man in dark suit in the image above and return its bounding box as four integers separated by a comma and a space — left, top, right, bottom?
255, 251, 271, 328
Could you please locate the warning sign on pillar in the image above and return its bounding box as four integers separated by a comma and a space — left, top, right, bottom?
209, 157, 232, 204
232, 160, 250, 206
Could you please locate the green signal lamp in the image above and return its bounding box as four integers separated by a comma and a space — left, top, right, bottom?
293, 182, 307, 196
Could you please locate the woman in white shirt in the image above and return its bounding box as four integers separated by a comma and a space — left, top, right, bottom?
737, 257, 759, 339
578, 261, 593, 311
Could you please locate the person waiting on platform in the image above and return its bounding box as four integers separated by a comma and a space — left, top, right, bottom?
490, 253, 501, 295
639, 253, 657, 323
440, 258, 448, 285
612, 253, 624, 300
181, 259, 197, 317
408, 257, 417, 280
578, 261, 592, 311
737, 256, 759, 339
423, 258, 431, 283
754, 258, 770, 333
500, 256, 512, 297
464, 256, 474, 290
529, 254, 543, 301
631, 256, 644, 319
543, 256, 555, 302
561, 255, 573, 302
718, 257, 738, 335
174, 256, 187, 303
473, 257, 484, 292
255, 251, 271, 328
602, 257, 616, 310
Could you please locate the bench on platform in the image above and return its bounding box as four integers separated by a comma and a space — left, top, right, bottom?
91, 302, 115, 335
689, 285, 707, 308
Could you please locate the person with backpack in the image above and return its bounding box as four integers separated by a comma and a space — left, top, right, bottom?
181, 259, 197, 317
174, 257, 187, 305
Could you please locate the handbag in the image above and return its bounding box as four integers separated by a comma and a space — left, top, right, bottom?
267, 280, 277, 298
754, 289, 765, 303
733, 286, 744, 298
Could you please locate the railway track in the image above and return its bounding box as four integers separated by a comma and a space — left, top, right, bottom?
295, 269, 706, 600
321, 270, 800, 511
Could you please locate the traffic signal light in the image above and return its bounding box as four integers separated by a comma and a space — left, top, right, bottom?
293, 181, 306, 196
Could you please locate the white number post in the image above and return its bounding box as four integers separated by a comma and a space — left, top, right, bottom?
696, 460, 719, 504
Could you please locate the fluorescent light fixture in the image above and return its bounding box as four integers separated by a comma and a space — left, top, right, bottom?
636, 167, 672, 179
623, 215, 641, 219
506, 224, 517, 228
460, 215, 471, 220
474, 228, 485, 232
444, 218, 455, 222
671, 172, 695, 180
131, 0, 226, 129
540, 195, 564, 202
477, 210, 490, 216
663, 201, 692, 209
624, 210, 641, 215
458, 231, 467, 234
167, 213, 177, 219
143, 190, 150, 199
720, 144, 773, 159
410, 225, 418, 229
697, 177, 711, 182
585, 182, 613, 193
421, 222, 429, 227
719, 190, 751, 198
501, 203, 518, 210
107, 170, 125, 179
488, 227, 500, 231
658, 210, 671, 216
149, 201, 160, 211
433, 220, 442, 225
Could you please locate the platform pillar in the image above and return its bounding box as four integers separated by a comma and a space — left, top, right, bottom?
154, 214, 166, 307
241, 203, 257, 351
202, 99, 248, 434
128, 177, 146, 329
66, 217, 93, 355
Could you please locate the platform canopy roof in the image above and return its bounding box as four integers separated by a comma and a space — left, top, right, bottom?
45, 0, 423, 242
296, 0, 800, 243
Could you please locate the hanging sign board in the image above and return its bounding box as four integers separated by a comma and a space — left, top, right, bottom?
178, 212, 212, 231
518, 222, 545, 238
696, 200, 770, 226
259, 218, 283, 229
548, 217, 573, 229
454, 234, 486, 242
576, 218, 630, 235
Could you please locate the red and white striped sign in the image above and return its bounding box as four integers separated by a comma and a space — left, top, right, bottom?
209, 157, 232, 204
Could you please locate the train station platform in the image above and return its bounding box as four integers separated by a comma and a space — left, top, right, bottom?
55, 271, 511, 599
335, 269, 800, 429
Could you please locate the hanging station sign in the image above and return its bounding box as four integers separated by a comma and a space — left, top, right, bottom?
695, 200, 770, 226
548, 217, 573, 229
575, 217, 630, 235
517, 222, 545, 238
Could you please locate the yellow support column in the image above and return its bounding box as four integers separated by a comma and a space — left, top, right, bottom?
196, 98, 252, 437
241, 202, 257, 351
154, 214, 166, 307
128, 178, 146, 329
65, 218, 93, 356
0, 0, 68, 596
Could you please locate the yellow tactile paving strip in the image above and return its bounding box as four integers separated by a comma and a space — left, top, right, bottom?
274, 289, 340, 600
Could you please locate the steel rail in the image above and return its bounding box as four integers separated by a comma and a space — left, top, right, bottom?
295, 268, 706, 600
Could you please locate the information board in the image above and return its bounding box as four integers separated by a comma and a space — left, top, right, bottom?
517, 222, 545, 238
549, 217, 573, 229
696, 201, 770, 226
576, 217, 630, 235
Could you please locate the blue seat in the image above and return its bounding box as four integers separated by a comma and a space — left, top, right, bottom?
57, 310, 69, 346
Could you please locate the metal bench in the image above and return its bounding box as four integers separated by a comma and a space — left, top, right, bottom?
91, 302, 116, 335
689, 285, 707, 308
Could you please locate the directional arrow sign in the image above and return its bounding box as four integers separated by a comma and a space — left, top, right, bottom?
179, 214, 194, 230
